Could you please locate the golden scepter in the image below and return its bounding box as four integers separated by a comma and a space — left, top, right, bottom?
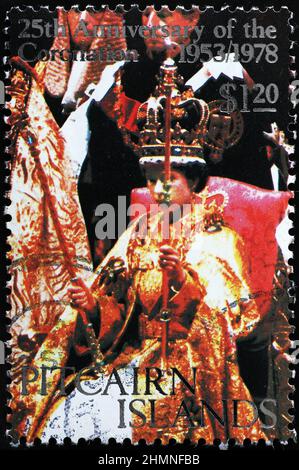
159, 58, 177, 369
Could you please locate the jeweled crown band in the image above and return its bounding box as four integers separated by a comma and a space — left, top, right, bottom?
139, 156, 206, 167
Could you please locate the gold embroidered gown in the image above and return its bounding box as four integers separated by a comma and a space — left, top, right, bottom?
89, 202, 265, 443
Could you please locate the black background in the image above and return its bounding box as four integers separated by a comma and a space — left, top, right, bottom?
0, 0, 298, 465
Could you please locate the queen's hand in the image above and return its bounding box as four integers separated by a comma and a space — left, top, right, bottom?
159, 245, 186, 291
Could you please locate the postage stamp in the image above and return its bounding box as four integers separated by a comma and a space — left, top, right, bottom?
4, 4, 296, 446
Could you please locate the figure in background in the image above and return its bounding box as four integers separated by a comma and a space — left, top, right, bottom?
78, 6, 289, 263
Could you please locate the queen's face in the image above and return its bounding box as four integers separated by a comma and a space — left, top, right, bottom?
146, 168, 193, 206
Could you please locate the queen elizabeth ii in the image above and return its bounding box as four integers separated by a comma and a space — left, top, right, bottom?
39, 150, 265, 443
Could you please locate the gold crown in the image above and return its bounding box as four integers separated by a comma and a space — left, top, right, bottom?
135, 58, 209, 166
120, 58, 245, 165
